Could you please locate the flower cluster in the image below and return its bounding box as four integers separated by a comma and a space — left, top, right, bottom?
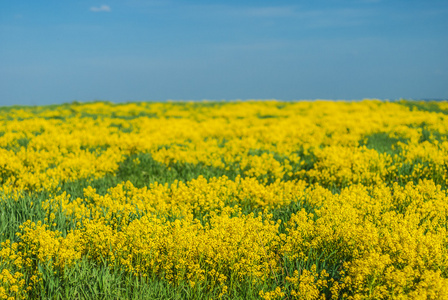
1, 100, 448, 299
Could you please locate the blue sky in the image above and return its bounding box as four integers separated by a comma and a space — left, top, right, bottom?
1, 0, 447, 106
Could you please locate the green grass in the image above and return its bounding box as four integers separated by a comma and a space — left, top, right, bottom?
58, 152, 241, 198
32, 258, 216, 300
361, 132, 406, 155
27, 251, 343, 299
398, 99, 448, 115
0, 191, 48, 243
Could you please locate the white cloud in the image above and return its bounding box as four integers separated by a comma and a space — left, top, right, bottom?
90, 5, 111, 12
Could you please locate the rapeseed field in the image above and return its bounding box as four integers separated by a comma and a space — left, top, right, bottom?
1, 99, 448, 299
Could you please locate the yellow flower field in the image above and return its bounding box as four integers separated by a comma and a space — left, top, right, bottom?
1, 100, 448, 299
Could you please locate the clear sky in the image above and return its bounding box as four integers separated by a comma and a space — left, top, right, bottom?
1, 0, 447, 106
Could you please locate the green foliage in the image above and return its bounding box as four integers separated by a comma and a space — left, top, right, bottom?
399, 99, 448, 115
361, 132, 406, 155
32, 259, 209, 300
0, 192, 47, 243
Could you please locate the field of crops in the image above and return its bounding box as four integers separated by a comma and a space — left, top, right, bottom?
1, 100, 448, 299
